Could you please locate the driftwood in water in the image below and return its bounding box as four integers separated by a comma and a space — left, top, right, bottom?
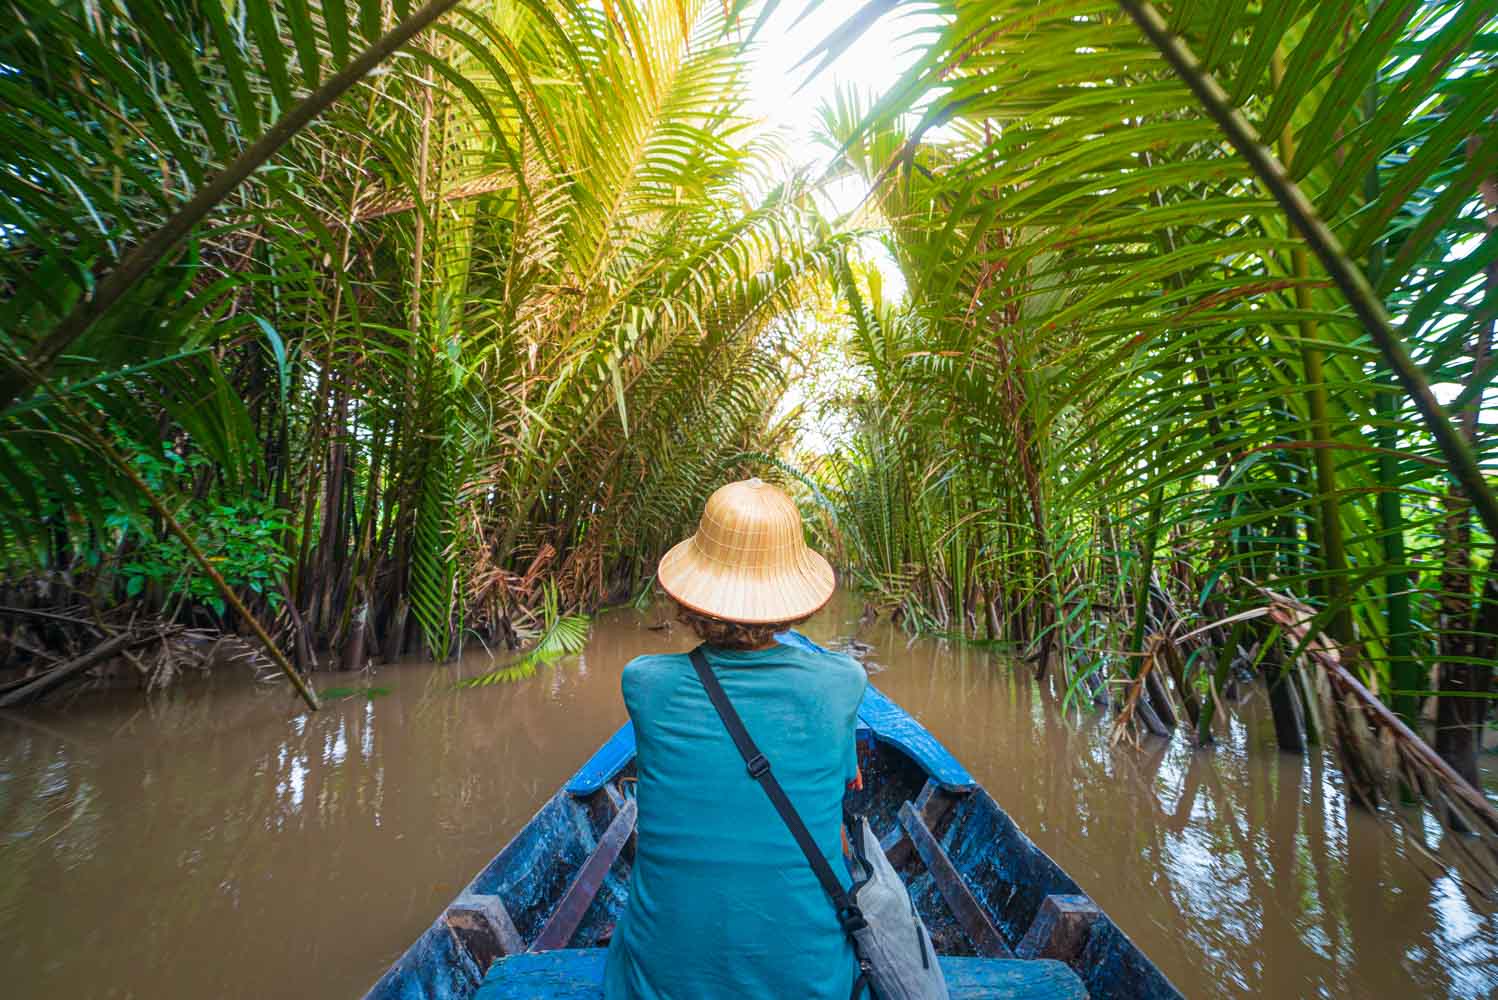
0, 632, 136, 707
1260, 642, 1306, 753
1132, 695, 1172, 739
1144, 668, 1177, 729
1155, 635, 1200, 726
1080, 664, 1111, 709
0, 608, 276, 706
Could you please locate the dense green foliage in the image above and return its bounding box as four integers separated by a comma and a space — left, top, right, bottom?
1, 0, 837, 665
2, 0, 1496, 801
798, 2, 1497, 762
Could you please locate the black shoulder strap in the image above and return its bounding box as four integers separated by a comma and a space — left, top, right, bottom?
687, 645, 866, 935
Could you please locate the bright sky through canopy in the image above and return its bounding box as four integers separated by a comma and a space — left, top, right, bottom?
739, 2, 928, 452
742, 0, 925, 213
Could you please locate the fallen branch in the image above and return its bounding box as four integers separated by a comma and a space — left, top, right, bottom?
0, 605, 106, 634
0, 632, 137, 708
1263, 591, 1498, 888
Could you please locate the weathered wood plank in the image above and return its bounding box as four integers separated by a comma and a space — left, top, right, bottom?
941, 956, 1089, 1000
1016, 894, 1101, 965
445, 892, 524, 975
880, 778, 937, 855
530, 798, 637, 952
474, 950, 1086, 1000
898, 800, 1014, 959
882, 779, 962, 867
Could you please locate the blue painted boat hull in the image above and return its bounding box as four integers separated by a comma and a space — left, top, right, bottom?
364, 638, 1183, 1000
470, 951, 1090, 1000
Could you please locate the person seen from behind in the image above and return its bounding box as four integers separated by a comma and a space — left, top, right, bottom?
602, 477, 868, 999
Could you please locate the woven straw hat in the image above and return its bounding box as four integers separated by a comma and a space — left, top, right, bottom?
658, 478, 835, 624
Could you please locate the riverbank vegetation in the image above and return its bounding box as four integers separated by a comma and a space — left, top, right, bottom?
2, 0, 834, 682
3, 0, 1497, 872
793, 0, 1498, 837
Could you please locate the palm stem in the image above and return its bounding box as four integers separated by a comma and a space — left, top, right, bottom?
1116, 0, 1498, 545
1269, 48, 1351, 646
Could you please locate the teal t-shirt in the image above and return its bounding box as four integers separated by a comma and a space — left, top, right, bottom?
602, 640, 867, 1000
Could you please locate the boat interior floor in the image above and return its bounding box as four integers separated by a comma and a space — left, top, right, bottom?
473, 949, 1089, 1000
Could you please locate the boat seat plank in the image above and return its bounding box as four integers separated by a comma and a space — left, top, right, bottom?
1017, 894, 1101, 964
899, 800, 1015, 959
476, 950, 1086, 1000
942, 956, 1089, 999
883, 779, 961, 866
446, 892, 524, 973
530, 799, 638, 952
565, 722, 635, 795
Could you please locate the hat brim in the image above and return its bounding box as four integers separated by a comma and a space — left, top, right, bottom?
657, 535, 836, 624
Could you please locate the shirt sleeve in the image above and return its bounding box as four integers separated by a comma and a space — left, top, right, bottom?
843, 659, 867, 784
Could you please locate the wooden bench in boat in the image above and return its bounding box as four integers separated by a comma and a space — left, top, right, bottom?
473, 949, 1088, 1000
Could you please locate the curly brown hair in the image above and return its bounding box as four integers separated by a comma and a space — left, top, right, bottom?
674, 602, 811, 651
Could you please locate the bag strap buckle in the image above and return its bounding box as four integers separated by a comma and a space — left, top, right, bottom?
837, 903, 867, 933
745, 752, 771, 779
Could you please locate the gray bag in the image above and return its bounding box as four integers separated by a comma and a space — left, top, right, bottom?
688, 646, 949, 1000
846, 815, 950, 1000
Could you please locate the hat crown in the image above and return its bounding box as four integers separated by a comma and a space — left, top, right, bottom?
656, 477, 835, 624
693, 479, 803, 569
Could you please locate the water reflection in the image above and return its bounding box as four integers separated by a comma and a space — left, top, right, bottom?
0, 594, 1495, 998
859, 617, 1498, 999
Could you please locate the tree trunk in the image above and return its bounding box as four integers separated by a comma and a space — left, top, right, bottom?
1261, 642, 1307, 753
1435, 134, 1496, 789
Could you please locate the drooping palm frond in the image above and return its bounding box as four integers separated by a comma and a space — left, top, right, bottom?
0, 0, 512, 411
457, 582, 591, 687
0, 0, 841, 694
804, 0, 1498, 846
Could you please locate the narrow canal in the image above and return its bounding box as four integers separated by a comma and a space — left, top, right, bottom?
1, 593, 1494, 998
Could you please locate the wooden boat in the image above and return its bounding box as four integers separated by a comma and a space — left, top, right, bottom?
364, 635, 1184, 1000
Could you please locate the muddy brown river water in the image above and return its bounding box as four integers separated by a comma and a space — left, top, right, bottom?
2, 593, 1496, 998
